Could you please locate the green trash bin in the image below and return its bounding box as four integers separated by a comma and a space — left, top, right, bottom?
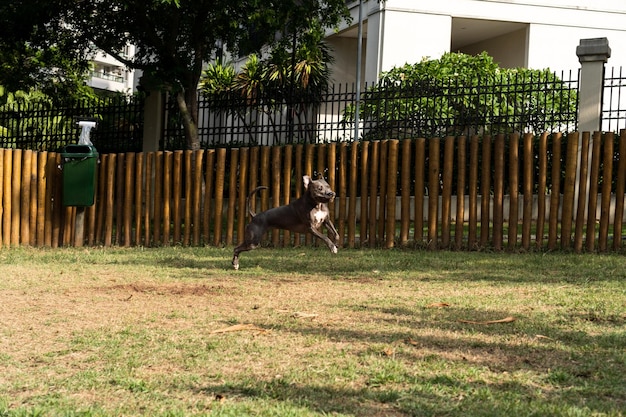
62, 144, 99, 206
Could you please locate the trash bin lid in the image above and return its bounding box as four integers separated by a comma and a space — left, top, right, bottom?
61, 144, 98, 157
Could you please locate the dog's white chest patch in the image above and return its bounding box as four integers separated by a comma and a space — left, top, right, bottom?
313, 210, 327, 223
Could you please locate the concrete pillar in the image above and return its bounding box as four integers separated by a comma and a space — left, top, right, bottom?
576, 38, 611, 133
575, 38, 611, 218
142, 90, 164, 153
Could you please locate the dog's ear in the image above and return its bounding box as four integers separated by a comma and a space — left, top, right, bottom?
303, 175, 311, 189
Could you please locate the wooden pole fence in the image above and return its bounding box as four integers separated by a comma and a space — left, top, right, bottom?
1, 131, 626, 253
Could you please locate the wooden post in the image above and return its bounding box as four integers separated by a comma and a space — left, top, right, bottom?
226, 149, 239, 246
337, 143, 347, 246
441, 136, 454, 248
162, 152, 172, 246
561, 132, 580, 249
172, 151, 182, 244
236, 148, 248, 246
377, 140, 388, 243
203, 150, 215, 244
368, 141, 379, 247
348, 141, 358, 248
213, 148, 226, 246
492, 134, 505, 251
455, 136, 467, 249
21, 150, 32, 245
124, 152, 135, 247
414, 138, 425, 245
522, 133, 534, 250
468, 136, 479, 249
427, 138, 440, 250
384, 140, 398, 249
536, 133, 548, 249
11, 149, 22, 247
271, 146, 281, 246
480, 136, 492, 247
104, 154, 116, 247
359, 141, 369, 247
612, 130, 626, 249
574, 132, 591, 252
598, 132, 614, 251
282, 146, 292, 246
548, 134, 562, 250
400, 139, 411, 246
74, 207, 85, 247
507, 133, 519, 250
585, 132, 602, 251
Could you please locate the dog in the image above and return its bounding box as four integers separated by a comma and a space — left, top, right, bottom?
232, 175, 340, 270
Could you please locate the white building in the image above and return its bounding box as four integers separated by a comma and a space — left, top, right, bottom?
327, 0, 626, 85
86, 45, 139, 93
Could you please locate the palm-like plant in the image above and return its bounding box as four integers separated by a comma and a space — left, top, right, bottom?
200, 23, 334, 143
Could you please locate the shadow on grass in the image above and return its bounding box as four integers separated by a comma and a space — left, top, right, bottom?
210, 246, 626, 283
191, 368, 612, 416
240, 303, 626, 416
99, 245, 626, 284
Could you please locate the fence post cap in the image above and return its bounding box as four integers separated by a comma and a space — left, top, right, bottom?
576, 38, 611, 63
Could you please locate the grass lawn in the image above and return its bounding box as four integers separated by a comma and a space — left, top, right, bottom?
0, 246, 625, 416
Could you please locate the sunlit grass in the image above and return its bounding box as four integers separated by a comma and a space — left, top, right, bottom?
0, 246, 625, 416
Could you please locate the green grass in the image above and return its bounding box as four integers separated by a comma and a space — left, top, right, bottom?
0, 246, 625, 416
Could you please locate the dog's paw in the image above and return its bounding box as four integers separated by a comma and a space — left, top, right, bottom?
331, 245, 338, 254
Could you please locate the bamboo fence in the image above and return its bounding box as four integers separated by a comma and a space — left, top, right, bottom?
1, 131, 625, 252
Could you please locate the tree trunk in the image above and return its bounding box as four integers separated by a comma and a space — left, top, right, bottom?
175, 90, 200, 150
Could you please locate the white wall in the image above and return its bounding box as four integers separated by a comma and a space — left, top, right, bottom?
336, 0, 626, 82
527, 25, 626, 73
459, 28, 528, 68
380, 11, 452, 70
326, 36, 360, 86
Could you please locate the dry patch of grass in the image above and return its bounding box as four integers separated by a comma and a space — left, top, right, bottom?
1, 247, 625, 416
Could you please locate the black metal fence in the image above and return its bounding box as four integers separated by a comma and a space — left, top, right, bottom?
603, 66, 626, 133
0, 96, 144, 153
3, 68, 626, 152
163, 70, 580, 148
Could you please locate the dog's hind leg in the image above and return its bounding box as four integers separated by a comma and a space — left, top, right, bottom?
232, 224, 263, 270
232, 242, 256, 270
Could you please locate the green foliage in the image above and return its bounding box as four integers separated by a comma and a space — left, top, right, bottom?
0, 0, 95, 102
345, 52, 578, 139
1, 0, 350, 149
0, 88, 142, 151
200, 27, 334, 144
82, 0, 349, 148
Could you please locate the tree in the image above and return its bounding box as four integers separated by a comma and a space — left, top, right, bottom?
0, 0, 95, 104
344, 52, 578, 139
200, 24, 334, 144
72, 0, 350, 150
1, 0, 350, 149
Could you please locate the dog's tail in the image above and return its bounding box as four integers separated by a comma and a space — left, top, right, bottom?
247, 186, 268, 217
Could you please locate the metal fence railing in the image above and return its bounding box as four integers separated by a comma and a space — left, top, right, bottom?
603, 66, 626, 133
2, 68, 626, 152
163, 70, 581, 148
0, 96, 144, 153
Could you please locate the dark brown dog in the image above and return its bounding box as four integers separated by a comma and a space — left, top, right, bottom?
232, 175, 340, 270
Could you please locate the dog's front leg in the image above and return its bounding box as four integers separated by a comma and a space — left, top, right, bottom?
310, 226, 338, 254
324, 219, 340, 244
